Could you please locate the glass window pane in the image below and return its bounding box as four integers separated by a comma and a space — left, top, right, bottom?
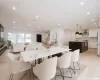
26, 39, 31, 43
18, 33, 24, 38
26, 34, 31, 38
18, 39, 25, 43
8, 32, 16, 43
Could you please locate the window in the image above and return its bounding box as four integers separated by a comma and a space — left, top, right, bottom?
8, 33, 32, 43
8, 32, 16, 43
25, 34, 31, 43
17, 33, 25, 43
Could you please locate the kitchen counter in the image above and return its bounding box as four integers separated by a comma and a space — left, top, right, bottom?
69, 41, 88, 53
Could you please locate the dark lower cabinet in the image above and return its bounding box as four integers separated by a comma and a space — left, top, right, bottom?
69, 41, 88, 53
0, 42, 7, 56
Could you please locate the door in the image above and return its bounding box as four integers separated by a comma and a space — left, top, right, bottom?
37, 34, 42, 42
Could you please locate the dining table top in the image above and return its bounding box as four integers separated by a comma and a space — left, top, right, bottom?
21, 46, 71, 62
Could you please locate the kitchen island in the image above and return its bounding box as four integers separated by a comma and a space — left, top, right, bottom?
69, 41, 88, 53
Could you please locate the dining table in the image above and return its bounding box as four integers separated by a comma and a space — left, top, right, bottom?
21, 47, 71, 63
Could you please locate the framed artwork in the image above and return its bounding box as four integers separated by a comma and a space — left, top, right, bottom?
52, 33, 57, 41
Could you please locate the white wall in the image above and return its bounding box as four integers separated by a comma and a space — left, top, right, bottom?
50, 28, 75, 46
64, 29, 76, 45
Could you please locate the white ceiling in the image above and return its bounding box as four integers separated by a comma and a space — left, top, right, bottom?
0, 0, 100, 31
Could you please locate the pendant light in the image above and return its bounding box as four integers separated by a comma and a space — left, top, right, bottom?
79, 26, 83, 35
75, 24, 79, 34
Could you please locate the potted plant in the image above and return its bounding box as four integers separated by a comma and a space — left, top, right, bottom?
7, 40, 12, 49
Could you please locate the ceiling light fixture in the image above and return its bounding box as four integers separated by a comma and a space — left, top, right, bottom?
87, 12, 90, 15
58, 24, 60, 26
28, 25, 30, 26
13, 21, 16, 24
38, 26, 40, 28
14, 27, 15, 28
92, 19, 94, 22
36, 16, 39, 18
12, 6, 16, 10
80, 2, 84, 6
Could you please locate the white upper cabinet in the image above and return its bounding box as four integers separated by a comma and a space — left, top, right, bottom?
89, 28, 97, 37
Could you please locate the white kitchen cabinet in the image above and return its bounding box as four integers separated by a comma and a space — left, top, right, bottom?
89, 28, 97, 37
88, 38, 97, 48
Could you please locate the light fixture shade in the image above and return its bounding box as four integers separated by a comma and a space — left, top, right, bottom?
75, 32, 79, 34
79, 33, 83, 35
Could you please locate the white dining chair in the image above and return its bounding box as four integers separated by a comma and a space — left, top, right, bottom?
57, 52, 72, 80
12, 44, 25, 53
25, 43, 37, 51
71, 49, 80, 73
33, 57, 58, 80
7, 53, 31, 80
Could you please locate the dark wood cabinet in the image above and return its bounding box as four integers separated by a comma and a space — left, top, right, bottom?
69, 41, 88, 53
0, 24, 7, 56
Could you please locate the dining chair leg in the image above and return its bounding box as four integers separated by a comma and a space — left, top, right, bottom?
9, 74, 11, 80
77, 62, 80, 70
69, 68, 72, 78
62, 69, 64, 80
73, 62, 76, 74
55, 76, 56, 80
56, 68, 64, 80
70, 66, 76, 74
29, 69, 31, 80
10, 74, 13, 80
20, 71, 27, 80
9, 74, 13, 80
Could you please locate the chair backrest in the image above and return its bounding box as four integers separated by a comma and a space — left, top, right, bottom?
7, 53, 31, 74
71, 49, 80, 62
33, 57, 58, 80
57, 52, 71, 68
13, 44, 25, 52
25, 43, 37, 51
7, 53, 20, 74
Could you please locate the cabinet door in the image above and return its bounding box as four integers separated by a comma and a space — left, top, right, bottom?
89, 28, 97, 37
89, 41, 97, 48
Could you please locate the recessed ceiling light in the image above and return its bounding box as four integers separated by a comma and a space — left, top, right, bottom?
38, 26, 40, 28
14, 27, 15, 28
12, 6, 16, 10
36, 16, 39, 18
58, 24, 60, 26
80, 2, 84, 6
87, 12, 90, 15
13, 21, 16, 24
92, 19, 94, 22
28, 25, 30, 26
